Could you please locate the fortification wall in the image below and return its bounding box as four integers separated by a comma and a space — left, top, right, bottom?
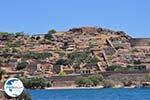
49, 71, 150, 87
130, 38, 150, 47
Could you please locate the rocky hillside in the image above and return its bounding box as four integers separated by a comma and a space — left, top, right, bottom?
0, 27, 149, 77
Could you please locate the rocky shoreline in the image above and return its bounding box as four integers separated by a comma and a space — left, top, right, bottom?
45, 86, 136, 90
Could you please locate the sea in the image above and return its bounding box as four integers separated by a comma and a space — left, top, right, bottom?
28, 88, 150, 100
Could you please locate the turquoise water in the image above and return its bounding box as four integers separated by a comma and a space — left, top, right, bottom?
29, 88, 150, 100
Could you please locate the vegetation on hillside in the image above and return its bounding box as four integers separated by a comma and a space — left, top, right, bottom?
106, 65, 140, 72
44, 29, 56, 40
0, 68, 5, 80
7, 40, 24, 47
102, 79, 115, 88
20, 77, 51, 89
58, 71, 66, 76
55, 59, 72, 66
15, 32, 26, 37
16, 62, 28, 70
75, 74, 103, 87
22, 52, 52, 60
0, 32, 14, 40
0, 26, 149, 89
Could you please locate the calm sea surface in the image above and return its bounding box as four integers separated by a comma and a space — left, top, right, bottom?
28, 88, 150, 100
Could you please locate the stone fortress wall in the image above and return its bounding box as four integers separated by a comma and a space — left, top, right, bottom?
130, 38, 150, 47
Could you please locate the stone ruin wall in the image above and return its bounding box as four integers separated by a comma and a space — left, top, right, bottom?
130, 38, 150, 47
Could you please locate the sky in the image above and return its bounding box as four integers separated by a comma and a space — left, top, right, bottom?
0, 0, 150, 37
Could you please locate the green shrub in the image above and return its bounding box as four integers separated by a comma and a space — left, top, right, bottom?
7, 41, 24, 47
85, 56, 99, 65
102, 79, 115, 88
20, 77, 50, 89
133, 60, 141, 64
15, 32, 25, 37
75, 74, 103, 87
55, 51, 66, 57
44, 33, 53, 40
44, 29, 56, 40
23, 52, 52, 59
120, 78, 133, 86
0, 32, 14, 40
88, 74, 103, 86
75, 76, 89, 87
67, 51, 98, 67
126, 65, 136, 71
58, 71, 66, 76
106, 65, 121, 71
16, 62, 28, 70
68, 51, 89, 62
106, 65, 136, 72
84, 78, 94, 86
12, 47, 19, 53
56, 59, 72, 65
47, 29, 56, 34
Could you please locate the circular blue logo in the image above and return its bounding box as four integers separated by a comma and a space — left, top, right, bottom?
4, 78, 24, 97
